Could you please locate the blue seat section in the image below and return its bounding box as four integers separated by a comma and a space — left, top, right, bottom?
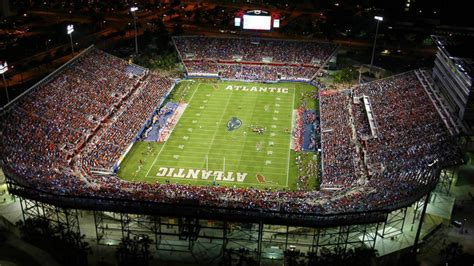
301, 110, 320, 151
144, 102, 179, 142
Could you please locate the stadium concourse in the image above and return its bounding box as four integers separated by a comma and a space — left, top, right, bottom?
0, 39, 464, 223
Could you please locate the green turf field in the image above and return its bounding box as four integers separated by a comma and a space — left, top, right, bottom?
117, 80, 317, 190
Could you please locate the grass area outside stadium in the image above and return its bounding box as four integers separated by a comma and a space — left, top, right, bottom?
117, 79, 319, 191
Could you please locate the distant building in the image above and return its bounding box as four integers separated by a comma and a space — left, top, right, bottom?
432, 35, 474, 132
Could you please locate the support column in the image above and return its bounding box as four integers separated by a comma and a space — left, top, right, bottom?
436, 168, 455, 195
379, 208, 407, 238
222, 221, 228, 256
19, 198, 80, 235
93, 210, 104, 243
413, 192, 431, 253
256, 221, 263, 263
120, 213, 130, 239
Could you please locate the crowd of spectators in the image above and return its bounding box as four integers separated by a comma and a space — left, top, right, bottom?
77, 74, 173, 171
319, 90, 358, 187
319, 73, 463, 190
174, 36, 335, 64
174, 36, 336, 81
351, 73, 463, 179
0, 47, 463, 218
1, 47, 171, 192
293, 107, 305, 152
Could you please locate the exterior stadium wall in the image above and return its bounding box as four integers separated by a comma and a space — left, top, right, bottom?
6, 176, 438, 263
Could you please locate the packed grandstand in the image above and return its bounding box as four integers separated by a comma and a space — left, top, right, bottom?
172, 36, 337, 81
0, 36, 464, 222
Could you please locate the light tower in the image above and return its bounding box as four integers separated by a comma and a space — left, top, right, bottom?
0, 61, 9, 104
370, 16, 384, 67
130, 6, 139, 54
67, 24, 75, 55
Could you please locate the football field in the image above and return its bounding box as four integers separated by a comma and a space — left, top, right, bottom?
117, 80, 316, 190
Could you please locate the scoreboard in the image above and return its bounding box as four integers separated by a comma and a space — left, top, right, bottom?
235, 10, 280, 31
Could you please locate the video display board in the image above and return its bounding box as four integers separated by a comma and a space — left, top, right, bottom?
242, 15, 272, 30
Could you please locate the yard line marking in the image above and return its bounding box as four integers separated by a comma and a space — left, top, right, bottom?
185, 106, 293, 111
145, 142, 167, 177
150, 159, 288, 168
157, 142, 289, 151
157, 152, 289, 161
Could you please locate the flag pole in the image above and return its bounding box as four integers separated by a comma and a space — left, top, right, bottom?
206, 155, 208, 171
223, 157, 226, 173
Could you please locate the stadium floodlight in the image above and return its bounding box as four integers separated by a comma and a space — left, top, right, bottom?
0, 61, 9, 104
374, 16, 384, 21
370, 16, 384, 67
130, 6, 139, 54
0, 61, 7, 75
67, 24, 75, 55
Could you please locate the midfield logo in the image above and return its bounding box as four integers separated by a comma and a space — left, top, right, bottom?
227, 117, 242, 131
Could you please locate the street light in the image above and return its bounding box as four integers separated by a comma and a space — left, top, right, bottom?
0, 61, 9, 104
130, 6, 139, 54
67, 24, 74, 55
370, 16, 383, 67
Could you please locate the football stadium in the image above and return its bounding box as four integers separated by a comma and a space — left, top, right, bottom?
0, 5, 472, 266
